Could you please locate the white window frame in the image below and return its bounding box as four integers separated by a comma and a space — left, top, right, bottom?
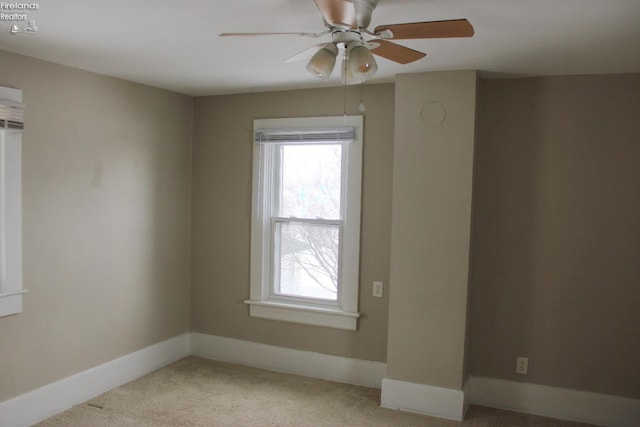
246, 115, 363, 330
0, 86, 25, 317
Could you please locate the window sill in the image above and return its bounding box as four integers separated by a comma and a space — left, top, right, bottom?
0, 289, 27, 317
244, 299, 360, 331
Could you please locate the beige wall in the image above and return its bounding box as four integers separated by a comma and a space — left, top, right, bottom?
0, 50, 193, 402
386, 71, 478, 389
190, 84, 394, 362
469, 74, 640, 399
2, 43, 637, 407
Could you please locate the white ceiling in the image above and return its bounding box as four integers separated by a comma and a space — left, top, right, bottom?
1, 0, 639, 96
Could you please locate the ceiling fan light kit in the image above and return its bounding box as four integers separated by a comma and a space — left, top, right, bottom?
220, 0, 474, 84
306, 43, 339, 80
347, 42, 378, 80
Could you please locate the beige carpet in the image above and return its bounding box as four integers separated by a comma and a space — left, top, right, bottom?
37, 356, 595, 426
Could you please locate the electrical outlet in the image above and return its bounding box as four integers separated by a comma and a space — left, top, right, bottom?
373, 281, 383, 298
516, 356, 528, 375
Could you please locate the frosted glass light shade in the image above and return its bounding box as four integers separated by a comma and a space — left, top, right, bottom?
306, 44, 338, 80
348, 44, 378, 80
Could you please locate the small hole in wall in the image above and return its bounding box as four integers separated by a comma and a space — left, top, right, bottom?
420, 101, 446, 126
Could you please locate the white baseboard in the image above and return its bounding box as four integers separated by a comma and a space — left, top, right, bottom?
380, 378, 466, 421
190, 332, 386, 389
5, 332, 637, 427
466, 376, 640, 427
0, 333, 190, 427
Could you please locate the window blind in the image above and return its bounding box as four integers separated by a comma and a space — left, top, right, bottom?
254, 127, 354, 144
0, 99, 25, 131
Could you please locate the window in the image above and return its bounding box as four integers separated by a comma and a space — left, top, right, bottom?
0, 86, 25, 317
246, 116, 363, 330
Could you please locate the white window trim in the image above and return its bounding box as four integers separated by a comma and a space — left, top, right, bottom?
246, 115, 363, 331
0, 86, 25, 317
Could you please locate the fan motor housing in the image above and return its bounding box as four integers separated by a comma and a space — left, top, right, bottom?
354, 0, 379, 29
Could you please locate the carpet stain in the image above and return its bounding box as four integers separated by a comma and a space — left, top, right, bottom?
87, 403, 104, 409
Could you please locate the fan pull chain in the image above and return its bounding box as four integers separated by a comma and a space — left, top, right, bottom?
358, 81, 365, 113
343, 55, 348, 120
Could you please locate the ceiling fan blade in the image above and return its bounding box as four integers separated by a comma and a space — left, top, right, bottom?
370, 40, 426, 64
313, 0, 356, 29
284, 44, 326, 63
374, 19, 474, 39
220, 32, 322, 37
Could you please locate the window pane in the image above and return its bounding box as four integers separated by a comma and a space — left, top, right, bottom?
280, 144, 341, 220
276, 222, 339, 301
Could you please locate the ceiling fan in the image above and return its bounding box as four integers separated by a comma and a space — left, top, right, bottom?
220, 0, 474, 83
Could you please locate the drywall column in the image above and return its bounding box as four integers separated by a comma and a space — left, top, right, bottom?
382, 71, 477, 420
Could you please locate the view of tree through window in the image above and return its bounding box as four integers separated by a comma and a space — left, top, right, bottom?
276, 144, 342, 300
